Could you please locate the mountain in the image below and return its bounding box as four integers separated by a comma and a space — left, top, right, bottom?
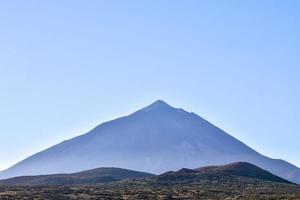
0, 162, 292, 187
157, 162, 292, 184
0, 167, 154, 186
197, 162, 291, 183
0, 100, 300, 184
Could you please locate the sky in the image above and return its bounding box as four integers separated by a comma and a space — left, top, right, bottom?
0, 0, 299, 171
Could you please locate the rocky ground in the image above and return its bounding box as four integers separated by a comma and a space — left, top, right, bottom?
1, 179, 300, 200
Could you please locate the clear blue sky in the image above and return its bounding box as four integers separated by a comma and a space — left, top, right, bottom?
0, 0, 299, 171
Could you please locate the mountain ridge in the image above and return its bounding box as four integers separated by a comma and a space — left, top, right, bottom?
0, 167, 154, 186
0, 162, 293, 186
156, 162, 293, 185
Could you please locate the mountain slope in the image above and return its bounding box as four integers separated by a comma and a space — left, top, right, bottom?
0, 167, 154, 186
195, 162, 292, 184
155, 162, 292, 185
0, 100, 299, 184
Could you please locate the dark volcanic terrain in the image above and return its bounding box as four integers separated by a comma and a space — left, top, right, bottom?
0, 167, 153, 186
1, 162, 300, 199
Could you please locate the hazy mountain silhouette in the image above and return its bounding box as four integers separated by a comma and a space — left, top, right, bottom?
0, 100, 299, 183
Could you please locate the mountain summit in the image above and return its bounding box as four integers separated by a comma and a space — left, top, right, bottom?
0, 100, 299, 183
144, 99, 171, 108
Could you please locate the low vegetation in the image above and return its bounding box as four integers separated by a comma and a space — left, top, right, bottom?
1, 178, 300, 199
0, 162, 300, 199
